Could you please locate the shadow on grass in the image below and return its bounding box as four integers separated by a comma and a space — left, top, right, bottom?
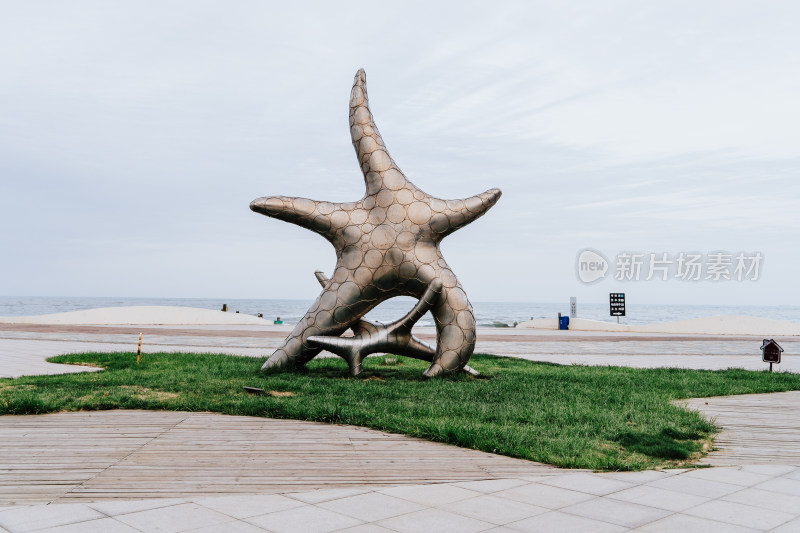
614, 428, 707, 460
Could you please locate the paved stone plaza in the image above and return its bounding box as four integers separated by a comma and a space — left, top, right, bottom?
0, 325, 799, 532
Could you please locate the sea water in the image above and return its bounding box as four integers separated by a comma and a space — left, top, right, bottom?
1, 296, 799, 327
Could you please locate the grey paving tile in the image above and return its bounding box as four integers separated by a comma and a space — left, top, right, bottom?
376, 508, 493, 533
0, 339, 109, 378
782, 468, 800, 481
636, 513, 760, 532
379, 484, 480, 506
538, 472, 634, 495
184, 521, 268, 533
772, 516, 800, 533
439, 494, 548, 525
194, 494, 303, 519
741, 465, 798, 477
245, 505, 362, 533
647, 473, 742, 498
560, 497, 671, 528
89, 498, 189, 516
113, 502, 232, 533
35, 517, 141, 533
513, 475, 560, 483
722, 487, 800, 514
505, 510, 627, 533
607, 484, 710, 511
335, 525, 396, 533
680, 467, 772, 487
494, 482, 595, 509
451, 478, 530, 493
601, 469, 680, 484
683, 499, 796, 530
286, 488, 371, 504
317, 492, 424, 522
0, 503, 104, 532
753, 477, 800, 497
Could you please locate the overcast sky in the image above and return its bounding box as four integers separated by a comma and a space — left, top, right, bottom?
1, 1, 798, 306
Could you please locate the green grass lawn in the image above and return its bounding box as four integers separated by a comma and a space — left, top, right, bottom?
1, 351, 799, 471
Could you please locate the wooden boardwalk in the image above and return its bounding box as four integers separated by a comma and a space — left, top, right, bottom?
683, 391, 800, 466
0, 410, 557, 505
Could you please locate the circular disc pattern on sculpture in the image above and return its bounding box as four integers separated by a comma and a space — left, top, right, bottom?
250, 69, 501, 376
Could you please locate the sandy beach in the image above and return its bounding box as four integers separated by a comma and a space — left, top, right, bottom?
1, 305, 797, 377
2, 305, 798, 336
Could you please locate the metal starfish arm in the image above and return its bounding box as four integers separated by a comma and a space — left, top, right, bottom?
309, 270, 479, 374
349, 69, 413, 195
308, 279, 443, 375
429, 188, 503, 239
396, 278, 442, 332
304, 334, 368, 375
250, 195, 338, 242
313, 270, 329, 288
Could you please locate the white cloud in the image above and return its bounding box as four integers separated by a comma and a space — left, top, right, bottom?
0, 1, 798, 305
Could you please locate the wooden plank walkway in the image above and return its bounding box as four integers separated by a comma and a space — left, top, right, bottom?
682, 391, 800, 466
0, 410, 557, 505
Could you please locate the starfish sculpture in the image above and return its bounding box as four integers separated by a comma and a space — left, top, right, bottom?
309, 271, 479, 377
250, 69, 501, 376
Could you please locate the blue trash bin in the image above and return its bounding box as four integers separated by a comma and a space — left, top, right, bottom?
558, 316, 570, 330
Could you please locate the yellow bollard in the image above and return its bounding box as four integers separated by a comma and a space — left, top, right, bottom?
137, 333, 142, 364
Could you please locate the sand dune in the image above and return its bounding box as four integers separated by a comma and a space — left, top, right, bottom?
0, 306, 268, 325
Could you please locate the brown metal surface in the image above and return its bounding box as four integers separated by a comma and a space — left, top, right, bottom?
251, 69, 501, 376
307, 272, 477, 376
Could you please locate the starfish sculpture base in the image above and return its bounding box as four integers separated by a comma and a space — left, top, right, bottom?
308, 272, 478, 377
251, 69, 501, 376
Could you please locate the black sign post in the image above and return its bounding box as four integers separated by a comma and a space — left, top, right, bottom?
761, 339, 783, 373
610, 293, 626, 324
